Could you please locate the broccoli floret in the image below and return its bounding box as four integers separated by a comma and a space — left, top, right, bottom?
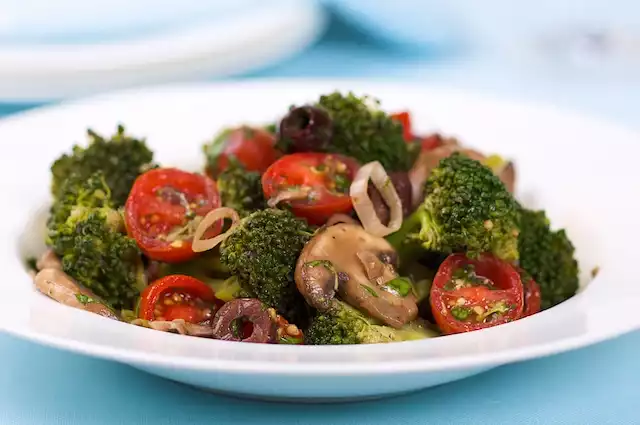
153, 250, 249, 302
219, 209, 313, 323
47, 171, 113, 236
518, 208, 579, 309
305, 300, 437, 345
51, 125, 155, 206
217, 161, 266, 216
388, 153, 520, 262
47, 172, 145, 309
315, 91, 410, 171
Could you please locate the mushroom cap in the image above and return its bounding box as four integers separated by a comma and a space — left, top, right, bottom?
295, 223, 418, 328
34, 268, 118, 320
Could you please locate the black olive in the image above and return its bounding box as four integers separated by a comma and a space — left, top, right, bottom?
367, 171, 414, 225
211, 298, 275, 343
279, 105, 333, 152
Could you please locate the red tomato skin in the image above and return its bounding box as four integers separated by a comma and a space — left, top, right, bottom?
419, 134, 444, 151
206, 127, 278, 178
139, 275, 218, 322
430, 254, 525, 335
125, 168, 221, 263
391, 111, 413, 142
522, 276, 542, 317
261, 152, 360, 225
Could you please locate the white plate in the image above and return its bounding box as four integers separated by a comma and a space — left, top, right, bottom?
0, 80, 638, 401
0, 1, 326, 101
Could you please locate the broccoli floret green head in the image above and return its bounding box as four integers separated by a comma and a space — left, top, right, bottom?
47, 171, 113, 235
217, 161, 266, 216
305, 300, 437, 345
219, 209, 313, 323
47, 172, 146, 309
388, 152, 520, 262
315, 91, 410, 171
518, 208, 579, 309
51, 125, 155, 207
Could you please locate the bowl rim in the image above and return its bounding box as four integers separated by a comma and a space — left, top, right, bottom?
1, 79, 638, 375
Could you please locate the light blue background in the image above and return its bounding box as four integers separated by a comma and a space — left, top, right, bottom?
1, 3, 639, 424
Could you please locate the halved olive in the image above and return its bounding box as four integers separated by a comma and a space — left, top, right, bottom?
279, 105, 333, 152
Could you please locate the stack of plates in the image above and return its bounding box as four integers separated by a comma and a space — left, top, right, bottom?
0, 0, 326, 101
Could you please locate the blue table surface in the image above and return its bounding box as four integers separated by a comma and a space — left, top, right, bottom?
2, 9, 639, 425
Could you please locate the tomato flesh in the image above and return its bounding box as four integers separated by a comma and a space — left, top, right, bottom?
125, 168, 221, 263
205, 126, 278, 178
139, 275, 222, 323
430, 254, 525, 335
262, 153, 359, 225
522, 275, 542, 317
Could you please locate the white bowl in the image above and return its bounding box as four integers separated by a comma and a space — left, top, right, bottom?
1, 80, 638, 401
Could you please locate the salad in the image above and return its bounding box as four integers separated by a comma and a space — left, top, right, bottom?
28, 91, 580, 345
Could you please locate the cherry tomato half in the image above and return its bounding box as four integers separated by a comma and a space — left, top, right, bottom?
522, 275, 542, 317
430, 254, 525, 335
139, 275, 223, 323
261, 153, 360, 225
125, 168, 221, 263
204, 126, 278, 178
391, 111, 413, 142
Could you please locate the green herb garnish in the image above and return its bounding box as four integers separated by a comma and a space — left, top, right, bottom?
451, 306, 472, 321
383, 277, 412, 297
76, 293, 98, 305
333, 174, 351, 193
360, 284, 379, 298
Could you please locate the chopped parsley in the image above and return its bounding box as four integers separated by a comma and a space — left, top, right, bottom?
445, 264, 495, 291
383, 277, 412, 297
333, 174, 351, 193
280, 335, 304, 344
360, 284, 379, 298
75, 293, 98, 305
451, 306, 472, 321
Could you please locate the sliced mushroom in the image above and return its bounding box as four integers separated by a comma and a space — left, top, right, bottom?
496, 161, 516, 194
409, 143, 516, 209
130, 319, 214, 337
36, 249, 62, 271
295, 223, 418, 328
33, 268, 119, 320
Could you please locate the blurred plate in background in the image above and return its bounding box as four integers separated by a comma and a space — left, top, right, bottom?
0, 0, 326, 101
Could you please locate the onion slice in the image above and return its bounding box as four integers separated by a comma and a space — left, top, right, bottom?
349, 161, 402, 237
192, 207, 240, 253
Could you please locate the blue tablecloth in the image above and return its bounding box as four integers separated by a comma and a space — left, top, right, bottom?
1, 8, 639, 425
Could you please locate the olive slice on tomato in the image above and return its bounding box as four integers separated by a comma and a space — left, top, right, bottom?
139, 275, 223, 323
430, 254, 525, 335
261, 153, 360, 225
125, 168, 221, 263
